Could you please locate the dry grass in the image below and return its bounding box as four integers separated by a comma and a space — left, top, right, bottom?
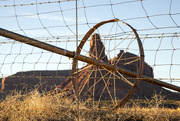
0, 89, 179, 121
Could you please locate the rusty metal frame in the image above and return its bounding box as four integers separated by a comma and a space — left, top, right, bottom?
71, 18, 144, 109
0, 19, 180, 108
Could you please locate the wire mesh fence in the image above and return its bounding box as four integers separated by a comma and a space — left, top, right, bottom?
0, 0, 180, 109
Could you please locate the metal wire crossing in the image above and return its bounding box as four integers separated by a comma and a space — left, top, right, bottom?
0, 0, 180, 109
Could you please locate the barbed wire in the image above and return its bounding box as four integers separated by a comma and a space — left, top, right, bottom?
0, 0, 76, 7
0, 0, 179, 33
0, 0, 179, 104
1, 32, 180, 44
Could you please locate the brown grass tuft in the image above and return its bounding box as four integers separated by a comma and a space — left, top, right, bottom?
0, 90, 179, 121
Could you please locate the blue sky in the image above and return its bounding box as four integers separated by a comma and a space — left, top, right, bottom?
0, 0, 180, 88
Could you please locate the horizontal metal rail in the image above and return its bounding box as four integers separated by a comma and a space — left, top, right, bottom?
0, 27, 180, 92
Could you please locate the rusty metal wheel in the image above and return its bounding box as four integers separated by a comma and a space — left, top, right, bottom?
71, 19, 144, 109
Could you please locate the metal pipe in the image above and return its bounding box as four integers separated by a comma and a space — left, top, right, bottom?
0, 27, 180, 92
0, 28, 75, 58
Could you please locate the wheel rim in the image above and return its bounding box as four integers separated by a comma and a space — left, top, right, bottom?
71, 19, 144, 109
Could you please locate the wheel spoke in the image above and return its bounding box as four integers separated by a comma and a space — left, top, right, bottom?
101, 32, 134, 61
93, 66, 98, 106
80, 46, 99, 60
78, 67, 95, 96
98, 68, 115, 105
73, 64, 93, 75
98, 23, 115, 59
79, 70, 111, 98
116, 71, 134, 86
102, 66, 134, 86
97, 73, 113, 106
115, 33, 135, 65
124, 57, 140, 65
113, 71, 117, 105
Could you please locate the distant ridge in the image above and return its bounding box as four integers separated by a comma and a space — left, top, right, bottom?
1, 70, 71, 94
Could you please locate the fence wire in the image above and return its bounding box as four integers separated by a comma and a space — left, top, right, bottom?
0, 0, 179, 103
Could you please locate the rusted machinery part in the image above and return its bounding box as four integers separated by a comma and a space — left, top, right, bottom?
1, 20, 179, 108
0, 27, 179, 92
71, 18, 145, 109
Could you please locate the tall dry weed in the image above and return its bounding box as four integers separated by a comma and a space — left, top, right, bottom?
0, 89, 179, 121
